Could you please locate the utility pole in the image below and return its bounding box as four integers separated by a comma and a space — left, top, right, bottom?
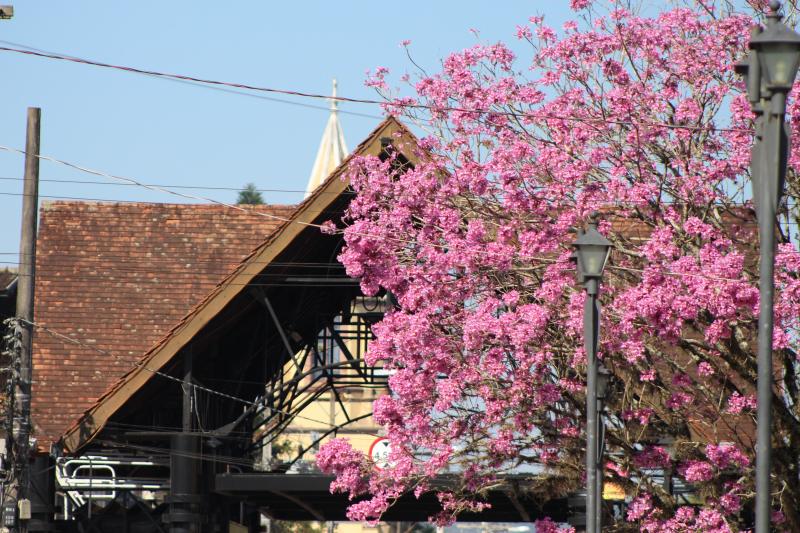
5, 108, 40, 533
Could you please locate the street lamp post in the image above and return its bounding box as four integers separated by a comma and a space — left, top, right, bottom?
572, 213, 612, 533
737, 3, 800, 532
596, 363, 611, 524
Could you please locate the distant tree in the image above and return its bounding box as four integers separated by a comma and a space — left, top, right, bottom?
237, 183, 264, 205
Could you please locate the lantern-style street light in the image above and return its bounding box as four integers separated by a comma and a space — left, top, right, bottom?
572, 213, 612, 533
738, 3, 800, 532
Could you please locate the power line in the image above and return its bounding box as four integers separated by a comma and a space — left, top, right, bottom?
0, 146, 792, 282
0, 145, 332, 226
0, 175, 357, 195
0, 44, 753, 134
0, 191, 348, 219
5, 249, 795, 281
0, 40, 383, 121
25, 318, 255, 405
23, 318, 361, 430
0, 173, 769, 206
0, 191, 273, 204
5, 266, 349, 279
0, 189, 775, 217
2, 258, 777, 288
0, 256, 346, 269
0, 144, 555, 263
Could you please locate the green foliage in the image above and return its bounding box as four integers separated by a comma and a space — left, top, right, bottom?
237, 183, 264, 205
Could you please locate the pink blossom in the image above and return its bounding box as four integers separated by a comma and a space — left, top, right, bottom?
725, 391, 757, 414
622, 407, 655, 425
515, 25, 532, 40
634, 446, 671, 468
640, 369, 657, 382
681, 460, 714, 483
320, 220, 337, 235
626, 494, 653, 521
705, 443, 750, 470
718, 491, 741, 514
533, 518, 575, 533
697, 361, 715, 377
316, 438, 369, 497
666, 391, 693, 409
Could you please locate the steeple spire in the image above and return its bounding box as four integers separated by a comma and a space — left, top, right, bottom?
305, 79, 349, 198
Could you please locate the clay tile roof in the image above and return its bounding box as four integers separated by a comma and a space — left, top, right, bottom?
32, 201, 295, 449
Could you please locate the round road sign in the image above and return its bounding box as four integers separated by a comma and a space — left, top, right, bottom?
368, 437, 391, 469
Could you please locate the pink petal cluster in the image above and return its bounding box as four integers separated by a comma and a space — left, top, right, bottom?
725, 391, 757, 414
705, 443, 750, 470
633, 446, 671, 468
325, 0, 800, 528
681, 460, 715, 483
316, 438, 369, 497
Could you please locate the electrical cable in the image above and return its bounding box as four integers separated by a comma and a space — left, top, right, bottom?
0, 144, 560, 268
0, 189, 783, 211
0, 149, 789, 285
0, 136, 787, 268
0, 40, 383, 121
0, 189, 343, 218
21, 318, 368, 430
0, 44, 754, 134
0, 144, 317, 227
0, 237, 779, 286
0, 255, 346, 268
0, 175, 357, 195
0, 258, 780, 286
3, 260, 345, 272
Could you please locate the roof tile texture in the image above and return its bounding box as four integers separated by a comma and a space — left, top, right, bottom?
32, 201, 294, 448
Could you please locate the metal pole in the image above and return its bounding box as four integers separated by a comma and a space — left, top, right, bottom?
754, 98, 784, 533
584, 280, 599, 533
596, 411, 604, 530
11, 107, 40, 533
169, 350, 198, 533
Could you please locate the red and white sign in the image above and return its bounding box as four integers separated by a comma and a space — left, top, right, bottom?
368, 437, 391, 469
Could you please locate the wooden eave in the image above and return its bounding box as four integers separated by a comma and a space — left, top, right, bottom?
61, 116, 420, 454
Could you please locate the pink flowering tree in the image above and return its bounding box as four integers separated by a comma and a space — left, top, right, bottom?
317, 1, 800, 530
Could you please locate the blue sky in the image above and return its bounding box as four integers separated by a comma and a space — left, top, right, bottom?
0, 2, 573, 267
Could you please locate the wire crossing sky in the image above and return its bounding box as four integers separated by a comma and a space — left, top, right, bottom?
0, 2, 573, 266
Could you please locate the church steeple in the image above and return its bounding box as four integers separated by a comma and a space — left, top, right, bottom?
305, 79, 349, 198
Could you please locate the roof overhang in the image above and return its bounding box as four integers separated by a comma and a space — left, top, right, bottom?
61, 117, 420, 454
